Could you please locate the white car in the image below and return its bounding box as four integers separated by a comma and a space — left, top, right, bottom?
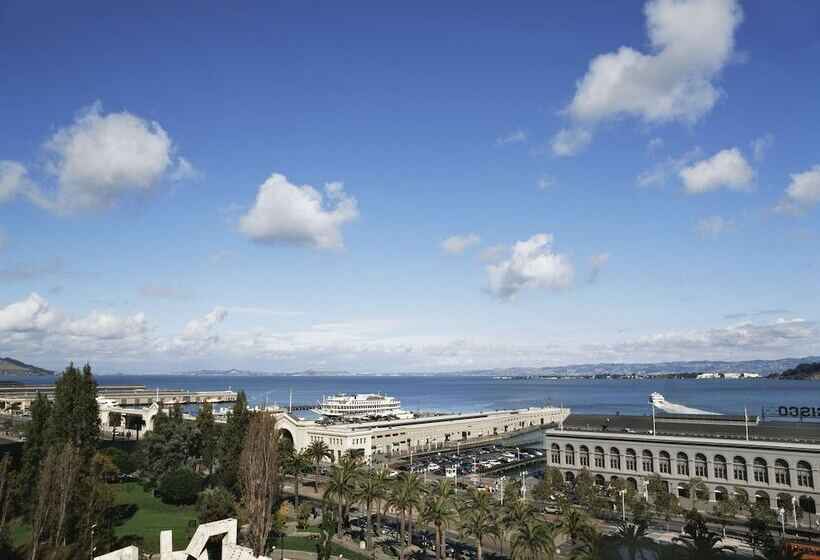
427, 463, 440, 471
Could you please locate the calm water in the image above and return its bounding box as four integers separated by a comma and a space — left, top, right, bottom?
5, 374, 816, 419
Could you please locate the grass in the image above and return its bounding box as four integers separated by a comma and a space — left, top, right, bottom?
111, 482, 198, 552
282, 535, 371, 560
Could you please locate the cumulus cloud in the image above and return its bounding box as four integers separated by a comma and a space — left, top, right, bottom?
479, 244, 507, 263
441, 234, 481, 255
694, 215, 735, 237
62, 311, 148, 339
553, 0, 742, 155
485, 234, 575, 302
496, 128, 528, 146
679, 148, 754, 194
0, 103, 188, 214
170, 157, 202, 183
587, 253, 611, 283
550, 127, 592, 157
238, 174, 359, 250
0, 293, 61, 332
636, 148, 701, 189
774, 165, 820, 215
750, 134, 774, 161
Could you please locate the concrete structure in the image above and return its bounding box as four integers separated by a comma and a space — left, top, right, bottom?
93, 546, 139, 560
99, 401, 161, 435
276, 405, 569, 463
0, 383, 236, 412
545, 415, 819, 521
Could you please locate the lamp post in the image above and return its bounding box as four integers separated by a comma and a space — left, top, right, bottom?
516, 447, 520, 462
779, 507, 786, 537
520, 471, 528, 501
618, 489, 627, 521
792, 499, 798, 528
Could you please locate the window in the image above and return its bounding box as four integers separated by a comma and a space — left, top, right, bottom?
714, 455, 727, 479
774, 460, 790, 486
695, 454, 707, 478
551, 443, 561, 464
594, 447, 605, 469
609, 447, 621, 470
659, 451, 671, 474
642, 450, 654, 472
625, 449, 637, 471
580, 446, 590, 467
677, 452, 689, 476
797, 461, 813, 488
753, 458, 768, 483
565, 444, 575, 466
733, 457, 747, 481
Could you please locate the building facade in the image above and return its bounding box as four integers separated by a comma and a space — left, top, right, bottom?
544, 428, 818, 519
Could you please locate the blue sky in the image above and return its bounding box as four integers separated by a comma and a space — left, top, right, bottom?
1, 0, 818, 373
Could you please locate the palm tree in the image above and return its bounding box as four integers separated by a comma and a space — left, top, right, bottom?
372, 467, 390, 536
687, 477, 709, 510
422, 478, 457, 560
672, 520, 735, 560
459, 507, 499, 560
570, 526, 612, 560
325, 462, 358, 536
388, 474, 415, 560
355, 469, 382, 550
557, 508, 588, 546
510, 517, 555, 560
306, 440, 333, 491
285, 449, 311, 512
615, 521, 653, 560
404, 472, 425, 546
501, 500, 537, 558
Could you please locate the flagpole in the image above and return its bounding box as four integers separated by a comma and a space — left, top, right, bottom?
744, 405, 749, 441
651, 401, 656, 436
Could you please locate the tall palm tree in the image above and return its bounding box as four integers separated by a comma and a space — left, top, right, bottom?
285, 449, 311, 512
422, 478, 457, 560
388, 474, 415, 560
325, 462, 358, 536
459, 507, 499, 560
672, 521, 735, 560
355, 469, 382, 550
570, 526, 612, 560
404, 472, 425, 546
501, 499, 537, 558
306, 440, 333, 491
557, 508, 588, 546
615, 521, 653, 560
510, 517, 555, 560
372, 467, 390, 536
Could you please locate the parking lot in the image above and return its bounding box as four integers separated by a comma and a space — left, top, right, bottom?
395, 444, 544, 478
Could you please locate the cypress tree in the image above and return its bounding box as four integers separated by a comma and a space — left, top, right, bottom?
197, 402, 217, 479
216, 391, 249, 494
19, 393, 51, 507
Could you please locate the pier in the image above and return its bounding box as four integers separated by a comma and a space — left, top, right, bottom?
0, 383, 237, 411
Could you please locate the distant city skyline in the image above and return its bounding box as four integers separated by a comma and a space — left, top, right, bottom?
1, 0, 818, 373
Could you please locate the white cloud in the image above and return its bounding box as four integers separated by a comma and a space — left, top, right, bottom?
647, 137, 665, 153
207, 249, 232, 266
441, 234, 481, 255
550, 127, 592, 157
238, 174, 359, 250
62, 311, 148, 340
750, 134, 774, 161
636, 148, 701, 188
587, 253, 611, 283
479, 244, 507, 263
0, 230, 5, 253
538, 175, 556, 190
170, 157, 202, 182
774, 165, 820, 215
496, 128, 528, 146
554, 0, 742, 155
679, 147, 754, 194
485, 234, 575, 302
694, 215, 735, 237
0, 293, 62, 332
182, 306, 227, 339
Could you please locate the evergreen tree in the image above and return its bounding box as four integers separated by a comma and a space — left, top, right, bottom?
19, 393, 50, 507
216, 391, 249, 493
139, 409, 199, 489
46, 363, 100, 460
196, 402, 217, 478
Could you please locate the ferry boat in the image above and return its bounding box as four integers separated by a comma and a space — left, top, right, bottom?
313, 393, 411, 419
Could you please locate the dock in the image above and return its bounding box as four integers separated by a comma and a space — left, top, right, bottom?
0, 383, 237, 411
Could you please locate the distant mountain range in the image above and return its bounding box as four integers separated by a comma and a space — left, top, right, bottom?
0, 357, 54, 376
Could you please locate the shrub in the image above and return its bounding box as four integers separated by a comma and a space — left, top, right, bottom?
156, 467, 201, 505
197, 486, 237, 522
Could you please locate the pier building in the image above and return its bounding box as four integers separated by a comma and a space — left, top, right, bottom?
276, 405, 569, 463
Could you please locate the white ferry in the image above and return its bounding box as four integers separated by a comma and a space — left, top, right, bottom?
313, 393, 411, 419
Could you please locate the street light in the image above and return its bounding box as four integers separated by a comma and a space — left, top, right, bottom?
792, 499, 798, 528
520, 471, 528, 501
618, 489, 627, 521
778, 507, 786, 536
516, 447, 520, 462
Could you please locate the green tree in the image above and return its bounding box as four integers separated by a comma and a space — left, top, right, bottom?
19, 393, 51, 507
687, 477, 709, 510
197, 487, 237, 522
557, 508, 588, 546
285, 449, 311, 513
570, 525, 613, 560
388, 472, 423, 560
354, 469, 382, 551
673, 517, 734, 560
532, 467, 565, 502
306, 439, 333, 491
316, 500, 337, 560
157, 468, 202, 505
422, 478, 457, 560
46, 363, 100, 460
216, 391, 249, 493
510, 517, 555, 560
459, 497, 499, 560
745, 516, 776, 559
139, 409, 199, 489
371, 467, 390, 536
324, 462, 358, 536
615, 521, 653, 560
196, 402, 217, 478
711, 496, 739, 539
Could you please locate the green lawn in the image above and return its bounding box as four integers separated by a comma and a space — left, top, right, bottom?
111, 482, 198, 552
282, 535, 371, 560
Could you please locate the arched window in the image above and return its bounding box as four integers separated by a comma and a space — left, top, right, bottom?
610, 447, 621, 470
625, 449, 637, 471
733, 456, 748, 481
714, 486, 728, 502
797, 461, 813, 488
659, 451, 671, 474
579, 445, 590, 467
695, 454, 707, 478
753, 458, 768, 483
551, 443, 561, 464
755, 490, 771, 507
677, 452, 689, 476
565, 471, 575, 483
565, 444, 575, 466
714, 455, 727, 479
594, 474, 605, 487
594, 447, 605, 469
642, 450, 654, 472
626, 477, 638, 491
774, 459, 790, 486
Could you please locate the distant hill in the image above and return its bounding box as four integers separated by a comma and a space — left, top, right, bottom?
0, 357, 54, 376
771, 362, 820, 380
